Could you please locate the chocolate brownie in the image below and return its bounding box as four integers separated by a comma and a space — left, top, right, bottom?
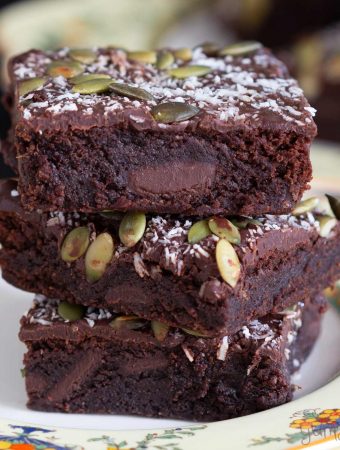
0, 179, 338, 336
19, 295, 324, 419
2, 44, 316, 215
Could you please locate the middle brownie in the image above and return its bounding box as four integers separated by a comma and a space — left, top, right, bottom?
0, 179, 340, 337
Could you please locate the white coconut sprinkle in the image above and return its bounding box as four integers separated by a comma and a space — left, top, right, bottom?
217, 336, 229, 361
242, 326, 251, 339
133, 252, 150, 278
182, 344, 194, 362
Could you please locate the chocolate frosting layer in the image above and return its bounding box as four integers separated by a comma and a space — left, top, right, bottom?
9, 46, 317, 136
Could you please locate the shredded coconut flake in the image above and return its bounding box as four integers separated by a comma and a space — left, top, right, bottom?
217, 336, 229, 361
182, 344, 194, 362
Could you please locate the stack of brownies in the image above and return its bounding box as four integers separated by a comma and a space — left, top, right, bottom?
0, 42, 340, 420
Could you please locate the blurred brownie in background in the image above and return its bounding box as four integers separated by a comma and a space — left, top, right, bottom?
0, 94, 13, 178
0, 0, 16, 177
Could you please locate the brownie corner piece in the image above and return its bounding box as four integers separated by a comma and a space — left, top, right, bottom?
19, 296, 323, 420
6, 44, 316, 214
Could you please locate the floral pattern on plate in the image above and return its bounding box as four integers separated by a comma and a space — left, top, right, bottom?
250, 408, 340, 448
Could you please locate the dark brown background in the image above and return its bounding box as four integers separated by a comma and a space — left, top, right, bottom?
0, 0, 18, 177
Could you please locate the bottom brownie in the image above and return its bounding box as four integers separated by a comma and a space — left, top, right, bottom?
19, 295, 325, 421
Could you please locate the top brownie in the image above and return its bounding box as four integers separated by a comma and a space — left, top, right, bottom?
3, 43, 316, 214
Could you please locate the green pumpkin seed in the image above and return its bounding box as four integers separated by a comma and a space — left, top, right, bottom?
326, 194, 340, 219
199, 42, 220, 56
110, 315, 145, 330
72, 78, 113, 94
167, 65, 212, 79
151, 102, 201, 123
60, 227, 90, 262
119, 212, 146, 248
20, 368, 26, 378
85, 232, 114, 283
100, 210, 125, 220
318, 215, 338, 238
69, 73, 112, 85
282, 304, 298, 313
188, 220, 211, 244
219, 41, 263, 57
127, 51, 157, 64
231, 218, 262, 229
156, 51, 175, 70
280, 304, 298, 318
182, 328, 209, 337
173, 47, 193, 61
209, 217, 241, 245
18, 77, 47, 97
69, 48, 97, 64
292, 197, 319, 216
110, 82, 155, 102
151, 321, 169, 341
58, 301, 85, 321
47, 60, 84, 78
216, 239, 241, 288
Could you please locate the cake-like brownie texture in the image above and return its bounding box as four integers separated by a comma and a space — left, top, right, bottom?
19, 295, 324, 419
0, 179, 338, 336
2, 44, 316, 214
